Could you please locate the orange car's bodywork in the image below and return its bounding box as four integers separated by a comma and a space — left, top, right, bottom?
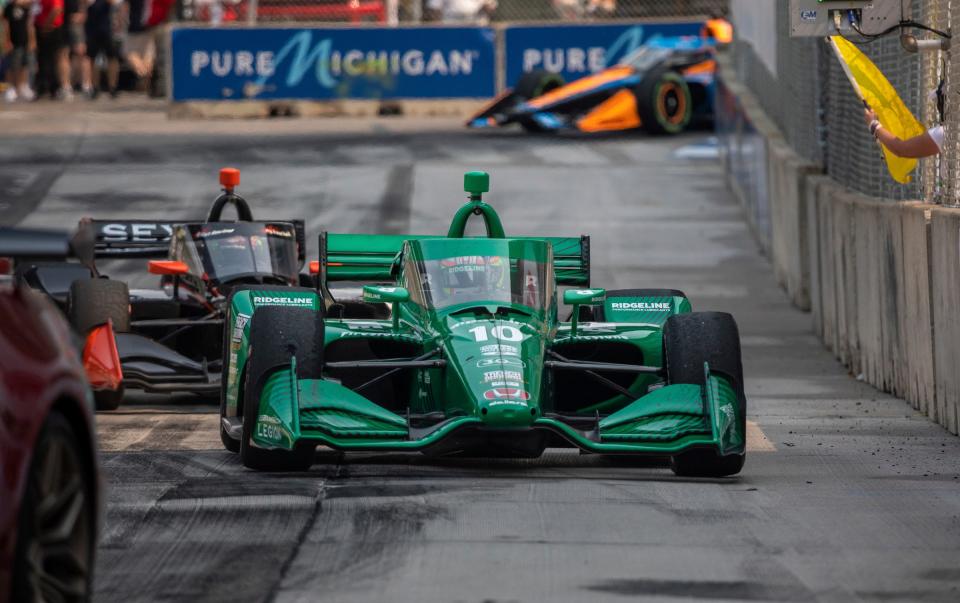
467, 33, 722, 135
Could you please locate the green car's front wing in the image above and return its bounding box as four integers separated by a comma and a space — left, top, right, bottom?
249, 360, 745, 458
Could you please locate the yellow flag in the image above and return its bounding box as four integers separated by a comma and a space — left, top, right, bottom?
829, 35, 926, 184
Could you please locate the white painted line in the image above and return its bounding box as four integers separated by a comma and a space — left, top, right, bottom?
747, 420, 776, 452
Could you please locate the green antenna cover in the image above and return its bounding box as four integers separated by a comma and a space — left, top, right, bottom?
464, 171, 489, 196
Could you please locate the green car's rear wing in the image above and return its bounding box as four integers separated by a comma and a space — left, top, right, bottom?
318, 232, 591, 286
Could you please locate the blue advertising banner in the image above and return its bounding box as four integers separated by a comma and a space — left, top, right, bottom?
503, 21, 704, 86
171, 26, 496, 101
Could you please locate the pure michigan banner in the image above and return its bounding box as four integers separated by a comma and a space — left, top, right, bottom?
503, 22, 703, 84
171, 27, 496, 101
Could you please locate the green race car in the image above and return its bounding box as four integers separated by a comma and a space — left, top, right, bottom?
219, 172, 746, 476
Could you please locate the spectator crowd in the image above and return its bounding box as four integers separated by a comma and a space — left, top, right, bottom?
1, 0, 172, 101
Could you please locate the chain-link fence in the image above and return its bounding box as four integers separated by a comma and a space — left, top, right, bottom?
179, 0, 727, 25
731, 2, 959, 204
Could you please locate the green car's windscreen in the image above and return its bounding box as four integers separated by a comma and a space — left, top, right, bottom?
409, 238, 554, 310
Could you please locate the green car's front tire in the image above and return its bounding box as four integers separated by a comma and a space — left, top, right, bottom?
663, 311, 745, 477
240, 306, 323, 471
671, 449, 745, 477
221, 286, 319, 456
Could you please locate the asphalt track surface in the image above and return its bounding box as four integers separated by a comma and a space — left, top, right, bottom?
4, 103, 960, 603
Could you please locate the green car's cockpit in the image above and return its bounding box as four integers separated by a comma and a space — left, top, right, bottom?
405, 238, 554, 312
174, 222, 300, 286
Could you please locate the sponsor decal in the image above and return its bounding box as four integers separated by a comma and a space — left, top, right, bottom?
570, 335, 629, 341
232, 313, 251, 342
480, 344, 519, 356
99, 222, 174, 242
484, 370, 522, 383
253, 295, 314, 306
488, 400, 528, 407
610, 301, 671, 311
483, 387, 530, 401
263, 226, 292, 237
506, 22, 702, 83
172, 27, 495, 101
800, 9, 816, 22
345, 321, 388, 331
477, 357, 525, 368
719, 403, 735, 425
227, 354, 238, 388
193, 38, 483, 85
198, 227, 236, 238
573, 289, 605, 303
256, 415, 285, 442
337, 331, 418, 341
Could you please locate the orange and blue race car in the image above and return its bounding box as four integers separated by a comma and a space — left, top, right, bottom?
467, 21, 730, 135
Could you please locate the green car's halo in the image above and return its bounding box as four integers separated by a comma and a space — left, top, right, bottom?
219, 172, 746, 476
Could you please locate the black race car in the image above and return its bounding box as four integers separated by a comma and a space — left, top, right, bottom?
16, 168, 309, 409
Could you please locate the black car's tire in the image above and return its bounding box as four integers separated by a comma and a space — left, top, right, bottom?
68, 277, 130, 333
514, 69, 565, 100
594, 288, 688, 322
663, 311, 745, 477
94, 386, 124, 411
240, 306, 322, 471
11, 410, 95, 603
637, 68, 693, 135
220, 285, 320, 454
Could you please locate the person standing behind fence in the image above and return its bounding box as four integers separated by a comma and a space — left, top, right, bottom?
425, 0, 496, 24
124, 0, 154, 93
35, 0, 71, 99
2, 0, 36, 102
85, 0, 118, 97
65, 0, 93, 97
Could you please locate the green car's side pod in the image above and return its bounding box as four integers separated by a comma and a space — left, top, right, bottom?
220, 171, 747, 476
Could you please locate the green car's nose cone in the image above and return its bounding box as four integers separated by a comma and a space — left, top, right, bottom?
464, 171, 489, 197
481, 398, 537, 427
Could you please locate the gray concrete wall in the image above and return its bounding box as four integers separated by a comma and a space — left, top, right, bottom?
931, 208, 960, 434
719, 61, 960, 436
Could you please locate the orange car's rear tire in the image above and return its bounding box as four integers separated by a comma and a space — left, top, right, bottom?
637, 69, 692, 135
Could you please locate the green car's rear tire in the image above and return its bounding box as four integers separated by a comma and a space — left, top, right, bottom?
663, 311, 745, 477
637, 68, 692, 135
240, 306, 323, 471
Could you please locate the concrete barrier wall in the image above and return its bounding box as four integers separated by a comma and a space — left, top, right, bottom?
931, 208, 960, 434
719, 60, 959, 435
767, 140, 819, 311
901, 204, 936, 416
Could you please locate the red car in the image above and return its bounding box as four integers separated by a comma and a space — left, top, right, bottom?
0, 228, 100, 603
